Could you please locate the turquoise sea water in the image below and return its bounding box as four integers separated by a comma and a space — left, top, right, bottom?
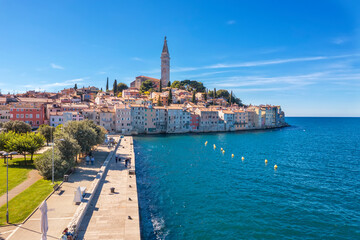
135, 117, 360, 240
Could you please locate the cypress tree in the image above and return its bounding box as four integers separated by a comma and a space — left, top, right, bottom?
204, 91, 207, 101
214, 88, 217, 98
113, 79, 118, 95
168, 88, 173, 104
192, 91, 196, 103
106, 77, 109, 91
74, 83, 78, 90
159, 83, 162, 92
157, 97, 162, 106
167, 81, 171, 87
230, 91, 233, 104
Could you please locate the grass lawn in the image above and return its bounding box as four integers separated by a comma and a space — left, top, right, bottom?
0, 179, 60, 225
0, 157, 37, 196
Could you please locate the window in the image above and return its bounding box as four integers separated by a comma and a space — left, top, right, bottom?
36, 114, 40, 118
16, 114, 19, 118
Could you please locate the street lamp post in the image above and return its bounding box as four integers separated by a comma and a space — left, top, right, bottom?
1, 151, 18, 223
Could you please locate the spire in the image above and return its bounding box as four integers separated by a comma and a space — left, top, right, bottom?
162, 36, 169, 55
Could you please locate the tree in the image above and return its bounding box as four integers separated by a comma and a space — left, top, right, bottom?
54, 131, 81, 163
171, 80, 181, 89
216, 89, 230, 99
168, 88, 173, 104
117, 83, 128, 93
229, 91, 233, 104
192, 91, 196, 103
3, 120, 31, 133
62, 121, 98, 154
203, 92, 208, 101
35, 148, 73, 180
38, 124, 55, 146
113, 79, 118, 95
82, 120, 106, 145
157, 97, 162, 106
74, 84, 78, 90
167, 81, 171, 87
140, 80, 155, 93
106, 77, 109, 91
214, 88, 217, 98
159, 83, 162, 92
5, 133, 44, 164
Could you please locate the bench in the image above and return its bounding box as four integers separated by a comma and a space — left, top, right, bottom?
53, 184, 61, 191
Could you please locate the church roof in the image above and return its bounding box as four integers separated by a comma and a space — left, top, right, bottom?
162, 36, 169, 55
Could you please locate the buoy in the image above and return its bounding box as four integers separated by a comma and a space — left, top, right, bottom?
241, 156, 244, 161
231, 154, 234, 158
222, 150, 225, 154
213, 144, 216, 149
205, 141, 208, 146
274, 164, 278, 170
221, 148, 223, 151
265, 159, 268, 164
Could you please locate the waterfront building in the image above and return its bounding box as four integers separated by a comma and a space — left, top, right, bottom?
122, 88, 141, 98
233, 110, 247, 130
153, 106, 167, 133
115, 104, 132, 134
98, 107, 116, 132
195, 108, 221, 132
131, 105, 146, 134
219, 110, 235, 131
160, 36, 170, 88
166, 106, 190, 133
144, 106, 157, 133
190, 113, 200, 131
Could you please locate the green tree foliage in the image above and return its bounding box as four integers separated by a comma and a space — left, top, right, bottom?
5, 132, 45, 164
54, 131, 81, 163
74, 83, 78, 90
171, 80, 181, 89
168, 88, 173, 104
3, 120, 31, 133
203, 92, 208, 101
167, 81, 171, 87
34, 148, 74, 180
38, 124, 55, 145
214, 88, 217, 98
113, 79, 118, 95
62, 121, 98, 154
140, 80, 155, 93
117, 82, 128, 93
106, 77, 109, 91
157, 97, 163, 106
0, 131, 16, 152
82, 120, 106, 145
215, 89, 242, 106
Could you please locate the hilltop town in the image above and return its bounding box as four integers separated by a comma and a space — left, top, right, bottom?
0, 37, 287, 134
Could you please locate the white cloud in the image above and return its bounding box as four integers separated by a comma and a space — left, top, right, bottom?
332, 37, 349, 45
227, 20, 236, 25
168, 54, 360, 73
131, 57, 143, 61
50, 63, 64, 70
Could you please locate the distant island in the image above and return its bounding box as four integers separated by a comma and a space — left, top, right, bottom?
0, 37, 287, 135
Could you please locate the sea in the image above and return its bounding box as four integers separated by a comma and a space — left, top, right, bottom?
134, 117, 360, 240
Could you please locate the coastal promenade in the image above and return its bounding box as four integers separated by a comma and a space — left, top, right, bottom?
77, 136, 140, 240
0, 144, 113, 240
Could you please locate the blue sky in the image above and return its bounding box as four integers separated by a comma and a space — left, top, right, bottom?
0, 0, 359, 116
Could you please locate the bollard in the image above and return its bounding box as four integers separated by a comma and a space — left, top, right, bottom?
110, 187, 115, 193
64, 175, 69, 182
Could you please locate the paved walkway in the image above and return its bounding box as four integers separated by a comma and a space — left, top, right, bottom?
77, 136, 140, 240
0, 170, 42, 207
0, 145, 114, 240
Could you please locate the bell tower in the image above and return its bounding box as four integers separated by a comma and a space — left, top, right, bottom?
161, 36, 170, 88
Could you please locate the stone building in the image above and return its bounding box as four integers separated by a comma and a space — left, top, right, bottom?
160, 36, 170, 88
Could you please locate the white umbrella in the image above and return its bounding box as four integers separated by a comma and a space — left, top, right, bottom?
39, 200, 48, 240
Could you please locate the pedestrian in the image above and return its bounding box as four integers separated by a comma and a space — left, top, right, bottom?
125, 159, 128, 168
115, 156, 118, 163
91, 156, 95, 165
85, 155, 90, 165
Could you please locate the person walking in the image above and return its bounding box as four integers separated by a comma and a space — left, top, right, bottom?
115, 155, 118, 163
91, 156, 95, 165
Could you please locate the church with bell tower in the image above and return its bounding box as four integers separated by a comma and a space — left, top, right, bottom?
160, 36, 170, 88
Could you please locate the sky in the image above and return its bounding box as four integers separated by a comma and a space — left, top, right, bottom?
0, 0, 359, 117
